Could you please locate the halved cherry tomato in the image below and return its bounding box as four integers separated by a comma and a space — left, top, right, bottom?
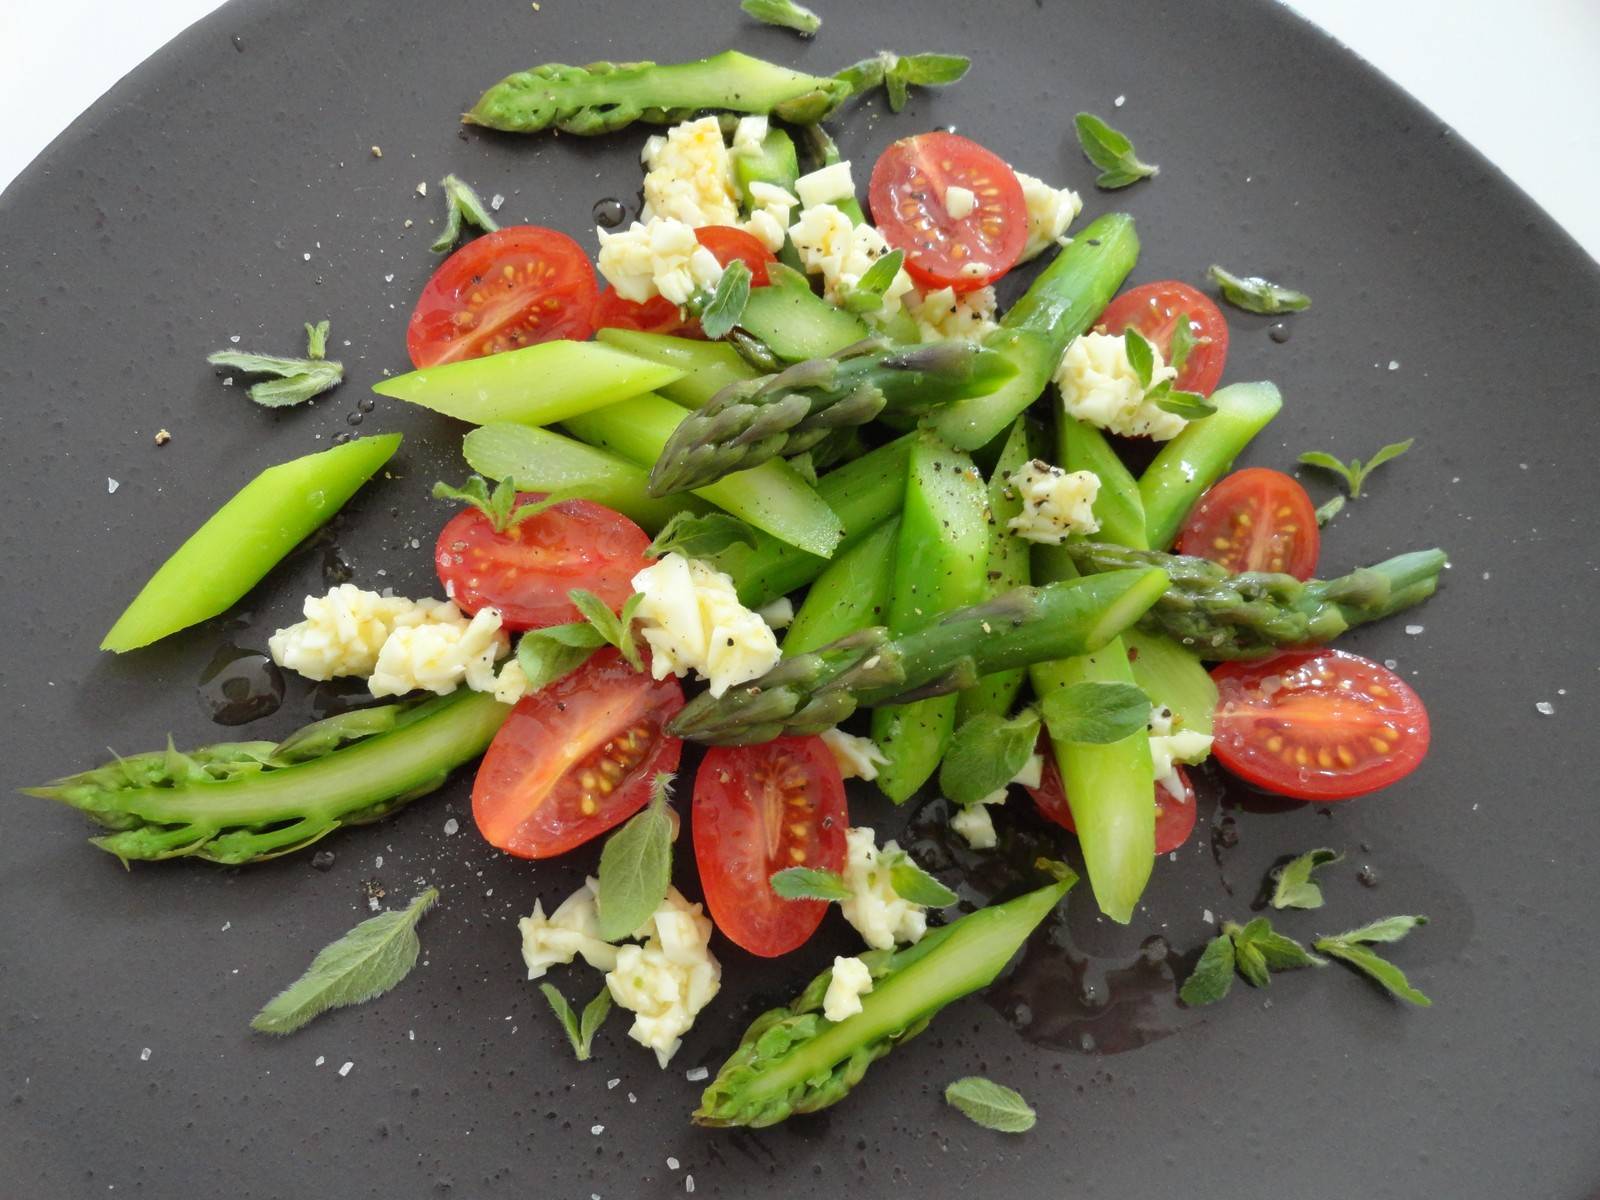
1210, 650, 1429, 801
590, 226, 775, 336
868, 131, 1027, 293
693, 737, 848, 958
471, 649, 683, 858
406, 226, 599, 368
435, 495, 649, 631
1098, 280, 1230, 395
1175, 467, 1321, 580
1026, 746, 1198, 855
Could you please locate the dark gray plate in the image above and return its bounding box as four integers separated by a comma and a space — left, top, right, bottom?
3, 1, 1598, 1197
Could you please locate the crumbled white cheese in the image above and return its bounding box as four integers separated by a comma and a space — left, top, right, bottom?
268, 585, 461, 681
1006, 458, 1102, 543
947, 754, 1044, 850
789, 203, 915, 316
730, 115, 769, 158
903, 284, 999, 343
640, 116, 740, 228
1014, 170, 1083, 261
822, 955, 875, 1022
368, 606, 507, 698
840, 827, 927, 950
1147, 706, 1213, 799
1012, 752, 1044, 789
794, 160, 856, 210
741, 180, 799, 254
596, 217, 724, 306
491, 656, 529, 705
631, 554, 779, 698
820, 729, 889, 782
756, 596, 794, 629
518, 878, 620, 978
1056, 331, 1186, 441
943, 184, 977, 220
605, 888, 721, 1068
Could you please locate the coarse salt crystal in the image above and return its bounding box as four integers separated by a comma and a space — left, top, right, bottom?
339, 1061, 353, 1076
139, 1047, 151, 1062
1114, 94, 1126, 107
1404, 624, 1423, 635
491, 193, 505, 211
1202, 908, 1214, 924
1387, 360, 1400, 370
667, 1157, 681, 1170
591, 1124, 605, 1136
685, 1176, 695, 1193
607, 1078, 621, 1089
107, 478, 120, 494
444, 818, 460, 836
684, 1066, 708, 1082
628, 1092, 637, 1104
316, 1055, 325, 1066
384, 273, 394, 283
1535, 701, 1555, 716
408, 1030, 415, 1041
229, 334, 241, 343
416, 181, 428, 196
220, 921, 231, 932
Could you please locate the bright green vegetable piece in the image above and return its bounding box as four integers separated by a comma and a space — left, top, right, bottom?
372, 340, 681, 427
732, 125, 801, 199
728, 435, 913, 608
670, 569, 1169, 746
465, 50, 852, 135
562, 392, 842, 557
695, 876, 1072, 1127
956, 418, 1034, 724
738, 263, 870, 362
1061, 417, 1148, 549
461, 422, 703, 531
929, 213, 1139, 451
1139, 380, 1283, 549
871, 434, 990, 802
1122, 628, 1217, 737
101, 433, 400, 653
783, 519, 899, 656
596, 328, 760, 408
1065, 541, 1449, 660
25, 691, 510, 864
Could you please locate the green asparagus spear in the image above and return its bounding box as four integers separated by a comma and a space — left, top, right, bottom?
667, 568, 1169, 745
783, 519, 900, 656
649, 338, 1015, 495
929, 213, 1140, 451
694, 876, 1073, 1127
1061, 417, 1148, 549
465, 50, 851, 134
1064, 542, 1448, 659
595, 328, 762, 409
23, 692, 511, 865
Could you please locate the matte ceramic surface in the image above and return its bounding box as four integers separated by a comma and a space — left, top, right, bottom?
2, 2, 1597, 1197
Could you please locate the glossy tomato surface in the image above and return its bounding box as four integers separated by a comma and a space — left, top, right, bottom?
869, 131, 1027, 292
1027, 748, 1199, 855
434, 495, 649, 631
1175, 467, 1321, 579
693, 736, 848, 957
1210, 649, 1430, 800
406, 225, 598, 367
471, 650, 683, 858
1098, 280, 1230, 395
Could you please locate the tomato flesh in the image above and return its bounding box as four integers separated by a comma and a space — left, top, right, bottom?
471, 649, 684, 858
693, 225, 776, 286
1027, 746, 1198, 855
1098, 280, 1230, 395
1210, 650, 1429, 801
406, 225, 599, 368
869, 131, 1027, 293
693, 737, 848, 958
1176, 467, 1321, 579
591, 226, 774, 336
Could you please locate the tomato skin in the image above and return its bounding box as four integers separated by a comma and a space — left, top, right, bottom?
1098, 280, 1230, 395
693, 737, 848, 958
434, 495, 650, 631
692, 225, 776, 286
1175, 467, 1321, 580
590, 226, 774, 336
1210, 650, 1430, 801
1027, 748, 1198, 855
406, 226, 599, 368
868, 131, 1028, 293
471, 649, 684, 858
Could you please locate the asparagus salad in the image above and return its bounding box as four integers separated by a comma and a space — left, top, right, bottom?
29, 30, 1443, 1134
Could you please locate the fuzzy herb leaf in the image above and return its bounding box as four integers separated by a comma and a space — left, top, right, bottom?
841, 249, 905, 312
1123, 328, 1155, 389
1179, 933, 1236, 1006
431, 174, 501, 253
770, 866, 853, 902
540, 983, 584, 1056
699, 259, 753, 341
883, 851, 957, 908
1271, 848, 1343, 910
516, 623, 607, 693
1073, 112, 1159, 189
1226, 918, 1323, 988
837, 51, 971, 113
250, 889, 438, 1034
645, 511, 760, 561
1297, 438, 1415, 499
208, 321, 344, 408
740, 0, 821, 35
944, 1077, 1037, 1133
1041, 680, 1151, 745
432, 475, 567, 532
1208, 264, 1311, 315
1314, 919, 1431, 1006
594, 774, 675, 941
939, 709, 1040, 806
1148, 380, 1216, 420
1167, 313, 1198, 375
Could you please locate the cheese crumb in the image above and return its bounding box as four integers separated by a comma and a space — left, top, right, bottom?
948, 754, 1043, 849
943, 184, 976, 220
840, 827, 927, 950
1147, 706, 1213, 799
641, 116, 741, 228
903, 284, 999, 343
789, 203, 915, 317
519, 877, 621, 978
756, 596, 794, 630
1056, 331, 1186, 440
822, 955, 875, 1021
596, 217, 724, 306
605, 889, 722, 1067
1013, 170, 1083, 261
1006, 459, 1101, 543
269, 586, 463, 681
368, 606, 507, 697
630, 554, 779, 697
794, 161, 856, 209
730, 115, 769, 158
820, 728, 889, 781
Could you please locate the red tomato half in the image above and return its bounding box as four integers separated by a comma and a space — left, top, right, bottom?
435, 495, 649, 631
594, 289, 687, 335
1098, 280, 1230, 395
1210, 650, 1430, 801
472, 649, 684, 858
1175, 467, 1321, 579
590, 226, 775, 336
869, 131, 1028, 293
693, 225, 776, 286
407, 226, 599, 368
693, 737, 848, 958
1027, 747, 1198, 856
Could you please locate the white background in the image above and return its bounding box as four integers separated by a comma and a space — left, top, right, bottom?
1, 0, 1597, 261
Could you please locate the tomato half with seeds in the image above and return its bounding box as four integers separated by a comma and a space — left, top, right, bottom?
435, 495, 650, 631
1210, 649, 1429, 801
1098, 280, 1230, 395
472, 649, 684, 858
1176, 468, 1321, 580
590, 226, 775, 336
406, 225, 598, 368
1026, 746, 1198, 855
868, 131, 1027, 293
693, 737, 848, 958
593, 289, 687, 335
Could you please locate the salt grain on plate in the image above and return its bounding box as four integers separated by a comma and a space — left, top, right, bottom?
316, 1055, 325, 1066
416, 181, 428, 196
220, 921, 231, 932
491, 193, 505, 211
339, 1061, 353, 1077
684, 1066, 708, 1082
444, 818, 460, 836
667, 1157, 681, 1170
1404, 624, 1423, 635
591, 1124, 605, 1136
607, 1078, 620, 1089
139, 1047, 151, 1062
685, 1176, 695, 1193
1387, 360, 1400, 370
107, 478, 120, 494
1113, 94, 1126, 107
1535, 701, 1555, 716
